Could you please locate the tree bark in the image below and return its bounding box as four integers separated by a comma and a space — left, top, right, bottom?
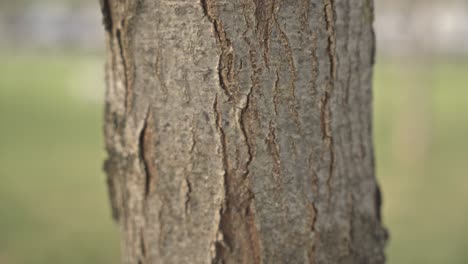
101, 0, 387, 263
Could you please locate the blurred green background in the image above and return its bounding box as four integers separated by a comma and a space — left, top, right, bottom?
1, 1, 468, 264
0, 53, 120, 263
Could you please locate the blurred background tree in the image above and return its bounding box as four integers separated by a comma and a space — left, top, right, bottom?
1, 0, 468, 263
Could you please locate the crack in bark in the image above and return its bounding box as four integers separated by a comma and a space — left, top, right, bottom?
236, 13, 262, 263
273, 69, 280, 115
184, 178, 192, 215
139, 229, 147, 263
274, 20, 297, 89
153, 47, 168, 100
267, 121, 282, 183
213, 95, 229, 191
157, 202, 165, 256
139, 107, 157, 200
320, 91, 335, 201
343, 0, 352, 105
201, 0, 235, 100
190, 114, 197, 153
311, 31, 319, 96
200, 0, 210, 17
324, 0, 337, 82
239, 30, 257, 182
274, 18, 302, 130
239, 89, 253, 180
115, 27, 131, 112
212, 94, 230, 262
355, 6, 368, 163
206, 3, 261, 262
323, 0, 337, 201
139, 118, 150, 199
375, 183, 382, 222
345, 191, 355, 258
307, 200, 318, 263
308, 153, 319, 196
310, 202, 318, 233
253, 0, 276, 69
300, 0, 310, 32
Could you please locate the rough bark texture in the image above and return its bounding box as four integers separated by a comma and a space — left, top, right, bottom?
101, 0, 387, 263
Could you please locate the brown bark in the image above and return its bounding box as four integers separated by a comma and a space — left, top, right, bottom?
101, 0, 388, 263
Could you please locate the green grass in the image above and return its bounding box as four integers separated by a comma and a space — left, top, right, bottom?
0, 53, 467, 263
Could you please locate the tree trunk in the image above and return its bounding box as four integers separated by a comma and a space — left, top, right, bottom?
101, 0, 387, 263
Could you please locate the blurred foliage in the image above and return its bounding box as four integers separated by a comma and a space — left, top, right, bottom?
0, 53, 467, 264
